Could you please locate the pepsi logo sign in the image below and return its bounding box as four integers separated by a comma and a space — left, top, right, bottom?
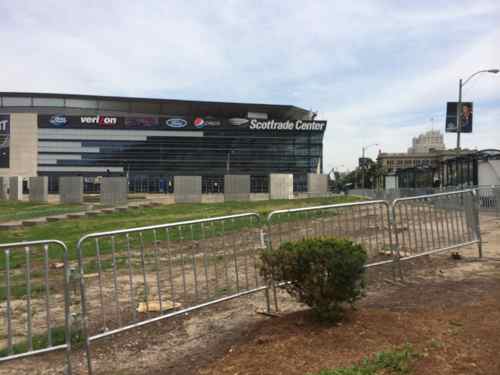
193, 117, 205, 128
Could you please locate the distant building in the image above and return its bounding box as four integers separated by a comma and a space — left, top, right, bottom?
378, 130, 447, 173
407, 130, 445, 154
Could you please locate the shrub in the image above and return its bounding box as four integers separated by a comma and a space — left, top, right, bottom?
260, 238, 367, 321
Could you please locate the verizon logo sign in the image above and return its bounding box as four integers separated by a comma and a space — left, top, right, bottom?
80, 116, 118, 126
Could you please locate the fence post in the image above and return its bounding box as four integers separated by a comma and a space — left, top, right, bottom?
389, 201, 403, 280
264, 217, 279, 313
472, 190, 483, 258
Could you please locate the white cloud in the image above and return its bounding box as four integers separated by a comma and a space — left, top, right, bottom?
1, 1, 499, 171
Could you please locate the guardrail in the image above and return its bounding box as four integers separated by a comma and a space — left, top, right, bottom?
0, 240, 72, 373
75, 212, 266, 374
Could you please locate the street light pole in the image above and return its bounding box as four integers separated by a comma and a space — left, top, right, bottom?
456, 78, 463, 150
456, 69, 499, 150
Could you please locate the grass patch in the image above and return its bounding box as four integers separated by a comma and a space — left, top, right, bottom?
311, 345, 418, 375
0, 326, 84, 358
0, 282, 58, 303
0, 201, 85, 223
0, 195, 361, 269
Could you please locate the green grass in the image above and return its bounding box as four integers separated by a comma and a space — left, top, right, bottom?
311, 345, 418, 375
0, 326, 84, 358
0, 195, 361, 269
0, 201, 85, 223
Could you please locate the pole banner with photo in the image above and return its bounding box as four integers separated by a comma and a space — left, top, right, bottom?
0, 114, 10, 168
445, 101, 473, 133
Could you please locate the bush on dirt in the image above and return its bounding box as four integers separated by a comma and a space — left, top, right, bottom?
260, 238, 367, 322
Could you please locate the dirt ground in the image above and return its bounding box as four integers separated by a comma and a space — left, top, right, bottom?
2, 214, 500, 375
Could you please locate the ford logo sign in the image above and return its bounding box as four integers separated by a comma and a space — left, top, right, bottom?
49, 114, 67, 126
166, 118, 187, 128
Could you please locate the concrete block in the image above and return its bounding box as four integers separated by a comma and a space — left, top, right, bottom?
100, 177, 128, 206
174, 176, 202, 203
60, 177, 83, 204
269, 174, 293, 200
29, 176, 48, 203
9, 176, 23, 201
224, 175, 250, 201
307, 174, 329, 197
0, 177, 8, 200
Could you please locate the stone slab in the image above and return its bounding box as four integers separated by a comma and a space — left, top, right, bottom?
100, 177, 128, 206
224, 175, 250, 201
0, 222, 23, 230
174, 176, 202, 203
67, 212, 87, 219
0, 177, 8, 200
269, 174, 293, 200
60, 177, 83, 204
9, 176, 23, 201
29, 176, 49, 203
22, 218, 47, 226
307, 174, 329, 197
46, 215, 67, 222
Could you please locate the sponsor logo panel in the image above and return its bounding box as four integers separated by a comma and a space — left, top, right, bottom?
165, 118, 188, 128
37, 114, 326, 132
228, 118, 249, 126
49, 114, 67, 126
193, 117, 205, 128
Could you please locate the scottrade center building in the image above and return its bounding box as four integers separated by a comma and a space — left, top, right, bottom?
0, 93, 326, 192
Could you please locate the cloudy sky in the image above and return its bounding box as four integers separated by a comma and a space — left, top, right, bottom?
1, 1, 499, 171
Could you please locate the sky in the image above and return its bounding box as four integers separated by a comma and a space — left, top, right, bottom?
1, 0, 499, 171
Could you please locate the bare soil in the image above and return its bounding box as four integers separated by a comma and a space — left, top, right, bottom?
2, 215, 500, 374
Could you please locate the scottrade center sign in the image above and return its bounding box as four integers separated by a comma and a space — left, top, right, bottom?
38, 115, 326, 132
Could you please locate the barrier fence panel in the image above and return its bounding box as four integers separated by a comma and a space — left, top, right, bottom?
392, 189, 481, 261
0, 240, 72, 373
266, 200, 396, 269
476, 185, 497, 212
76, 212, 266, 374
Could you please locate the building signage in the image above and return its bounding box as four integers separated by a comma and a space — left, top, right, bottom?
38, 115, 327, 132
248, 119, 327, 131
0, 114, 10, 168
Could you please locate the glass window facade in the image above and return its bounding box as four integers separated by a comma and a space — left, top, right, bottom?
38, 128, 324, 177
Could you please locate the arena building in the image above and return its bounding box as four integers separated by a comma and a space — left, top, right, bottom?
0, 93, 326, 192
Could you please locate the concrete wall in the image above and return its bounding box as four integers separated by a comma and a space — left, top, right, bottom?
100, 177, 128, 206
174, 176, 202, 203
269, 174, 293, 200
60, 176, 83, 204
9, 176, 23, 200
478, 160, 500, 186
0, 176, 8, 200
249, 193, 269, 201
201, 193, 224, 203
224, 174, 250, 201
0, 113, 38, 177
307, 173, 328, 197
29, 176, 48, 202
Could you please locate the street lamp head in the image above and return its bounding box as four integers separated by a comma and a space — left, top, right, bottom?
487, 69, 500, 74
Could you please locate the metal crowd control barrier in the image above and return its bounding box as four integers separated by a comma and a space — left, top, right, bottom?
76, 212, 266, 374
266, 200, 397, 268
391, 189, 481, 261
0, 240, 72, 373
